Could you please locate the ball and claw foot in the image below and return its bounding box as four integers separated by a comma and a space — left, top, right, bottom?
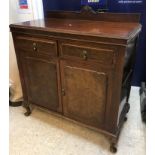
110, 144, 117, 153
24, 107, 31, 116
124, 116, 128, 122
126, 103, 130, 113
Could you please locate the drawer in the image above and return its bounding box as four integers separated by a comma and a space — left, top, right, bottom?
16, 36, 57, 57
60, 43, 116, 65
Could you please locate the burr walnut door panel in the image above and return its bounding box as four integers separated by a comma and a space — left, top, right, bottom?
19, 52, 62, 112
60, 60, 113, 129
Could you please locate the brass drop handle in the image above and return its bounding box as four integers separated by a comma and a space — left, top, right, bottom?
33, 42, 37, 51
82, 50, 88, 60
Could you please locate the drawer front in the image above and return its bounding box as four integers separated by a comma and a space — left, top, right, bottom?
60, 43, 116, 65
16, 36, 57, 57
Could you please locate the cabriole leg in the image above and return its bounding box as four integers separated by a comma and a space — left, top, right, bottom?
109, 136, 118, 153
23, 101, 31, 116
110, 143, 117, 153
24, 106, 31, 116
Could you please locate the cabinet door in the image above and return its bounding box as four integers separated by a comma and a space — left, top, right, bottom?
19, 52, 62, 112
60, 60, 113, 129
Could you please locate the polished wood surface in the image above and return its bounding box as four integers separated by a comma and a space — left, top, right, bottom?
10, 18, 141, 40
16, 36, 57, 56
10, 11, 141, 153
61, 60, 110, 129
60, 42, 115, 65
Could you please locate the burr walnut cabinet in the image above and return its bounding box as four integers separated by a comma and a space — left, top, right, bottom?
10, 10, 141, 153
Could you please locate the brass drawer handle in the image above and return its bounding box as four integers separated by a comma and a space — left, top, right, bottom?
82, 50, 88, 60
33, 42, 37, 51
62, 89, 65, 96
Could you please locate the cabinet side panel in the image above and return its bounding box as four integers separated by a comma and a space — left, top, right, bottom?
117, 37, 138, 126
11, 33, 28, 101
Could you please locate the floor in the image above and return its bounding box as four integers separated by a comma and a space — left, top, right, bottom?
9, 87, 145, 155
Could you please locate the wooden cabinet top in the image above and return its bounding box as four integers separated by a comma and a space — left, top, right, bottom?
10, 11, 142, 45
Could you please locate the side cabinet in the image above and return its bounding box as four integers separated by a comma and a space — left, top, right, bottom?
10, 11, 142, 153
14, 36, 62, 112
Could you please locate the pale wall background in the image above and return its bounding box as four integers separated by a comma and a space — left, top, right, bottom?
9, 0, 44, 102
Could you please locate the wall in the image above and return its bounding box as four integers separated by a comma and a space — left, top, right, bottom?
9, 0, 44, 102
43, 0, 146, 86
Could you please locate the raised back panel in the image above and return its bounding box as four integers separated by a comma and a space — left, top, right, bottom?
46, 11, 140, 23
63, 65, 108, 129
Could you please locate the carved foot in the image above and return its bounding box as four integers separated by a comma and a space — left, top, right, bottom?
126, 103, 130, 113
124, 116, 128, 122
110, 143, 117, 153
24, 106, 31, 116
